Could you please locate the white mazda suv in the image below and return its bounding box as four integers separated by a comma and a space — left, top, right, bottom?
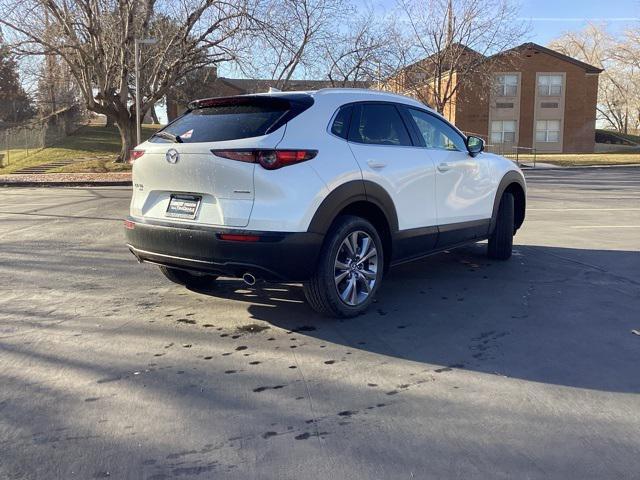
125, 89, 526, 317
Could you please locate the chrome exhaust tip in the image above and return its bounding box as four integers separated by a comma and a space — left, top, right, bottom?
242, 273, 257, 286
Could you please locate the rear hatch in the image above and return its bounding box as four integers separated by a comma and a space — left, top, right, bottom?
130, 95, 312, 227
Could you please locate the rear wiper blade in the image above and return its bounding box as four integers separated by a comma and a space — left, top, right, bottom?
153, 131, 183, 143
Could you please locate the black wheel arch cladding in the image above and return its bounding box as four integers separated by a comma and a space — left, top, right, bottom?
490, 171, 526, 233
307, 180, 399, 235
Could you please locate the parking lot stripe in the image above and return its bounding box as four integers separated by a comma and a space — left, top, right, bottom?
530, 208, 640, 211
570, 225, 640, 229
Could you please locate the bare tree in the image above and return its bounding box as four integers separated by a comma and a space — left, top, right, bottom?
246, 0, 347, 88
35, 55, 81, 115
0, 0, 253, 160
550, 24, 640, 134
387, 0, 527, 114
616, 27, 640, 133
322, 9, 390, 87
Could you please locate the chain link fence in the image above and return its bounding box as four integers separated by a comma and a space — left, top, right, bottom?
0, 106, 86, 168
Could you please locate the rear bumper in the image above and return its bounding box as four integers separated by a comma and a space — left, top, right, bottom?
124, 217, 323, 281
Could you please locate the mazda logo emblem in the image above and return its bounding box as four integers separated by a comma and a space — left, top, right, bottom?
166, 149, 179, 164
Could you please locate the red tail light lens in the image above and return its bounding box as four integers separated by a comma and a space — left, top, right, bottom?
212, 150, 256, 163
218, 234, 260, 242
123, 220, 136, 230
212, 149, 317, 170
129, 150, 145, 164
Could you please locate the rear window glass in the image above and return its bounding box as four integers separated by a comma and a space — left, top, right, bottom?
153, 101, 289, 143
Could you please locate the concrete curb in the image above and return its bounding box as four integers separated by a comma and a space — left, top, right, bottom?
1, 181, 132, 188
521, 163, 640, 171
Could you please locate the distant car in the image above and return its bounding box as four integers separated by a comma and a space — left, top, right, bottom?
125, 89, 526, 317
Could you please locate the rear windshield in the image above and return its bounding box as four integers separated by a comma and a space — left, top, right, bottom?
152, 99, 291, 143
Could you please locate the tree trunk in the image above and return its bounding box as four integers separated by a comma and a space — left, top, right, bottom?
115, 117, 136, 163
150, 104, 160, 125
105, 115, 115, 128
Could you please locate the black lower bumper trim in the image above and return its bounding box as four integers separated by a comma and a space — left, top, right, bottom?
125, 218, 323, 281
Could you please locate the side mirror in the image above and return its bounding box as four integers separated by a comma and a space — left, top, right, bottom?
466, 135, 484, 157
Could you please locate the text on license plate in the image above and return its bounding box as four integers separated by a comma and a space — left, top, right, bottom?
166, 194, 201, 219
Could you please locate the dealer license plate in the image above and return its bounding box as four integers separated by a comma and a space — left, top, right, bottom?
166, 194, 201, 219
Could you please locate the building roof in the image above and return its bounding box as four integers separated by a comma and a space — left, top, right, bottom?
394, 42, 604, 82
218, 78, 372, 93
491, 42, 604, 74
400, 43, 485, 76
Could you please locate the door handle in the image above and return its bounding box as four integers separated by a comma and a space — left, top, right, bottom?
437, 162, 452, 172
367, 160, 387, 169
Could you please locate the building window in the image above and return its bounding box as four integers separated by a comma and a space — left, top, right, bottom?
495, 74, 518, 97
491, 120, 516, 144
536, 120, 561, 142
538, 75, 563, 96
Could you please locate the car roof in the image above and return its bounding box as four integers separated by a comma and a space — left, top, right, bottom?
250, 88, 432, 110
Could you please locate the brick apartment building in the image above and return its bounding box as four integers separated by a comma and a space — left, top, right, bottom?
385, 43, 603, 153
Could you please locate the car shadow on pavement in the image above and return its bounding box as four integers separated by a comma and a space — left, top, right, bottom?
193, 243, 640, 394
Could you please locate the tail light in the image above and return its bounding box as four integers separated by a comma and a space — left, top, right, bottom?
129, 150, 145, 164
218, 233, 260, 242
211, 149, 317, 170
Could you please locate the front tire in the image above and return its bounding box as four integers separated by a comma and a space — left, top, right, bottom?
487, 192, 514, 260
159, 266, 218, 289
304, 215, 383, 318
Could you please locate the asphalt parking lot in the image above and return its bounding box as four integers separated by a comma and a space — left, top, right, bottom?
1, 167, 639, 479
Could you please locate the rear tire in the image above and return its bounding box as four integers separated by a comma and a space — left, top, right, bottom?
487, 192, 514, 260
159, 266, 218, 289
304, 215, 383, 318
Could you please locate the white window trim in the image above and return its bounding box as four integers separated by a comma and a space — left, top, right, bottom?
538, 74, 563, 97
495, 73, 518, 97
491, 120, 517, 144
535, 120, 561, 143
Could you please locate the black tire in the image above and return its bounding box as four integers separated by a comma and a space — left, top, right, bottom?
159, 266, 218, 289
487, 192, 514, 260
304, 215, 384, 318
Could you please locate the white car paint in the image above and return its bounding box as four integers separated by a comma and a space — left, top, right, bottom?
130, 88, 523, 234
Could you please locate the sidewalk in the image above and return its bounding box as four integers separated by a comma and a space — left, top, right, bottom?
0, 172, 132, 187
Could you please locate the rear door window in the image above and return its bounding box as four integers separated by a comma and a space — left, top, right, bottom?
348, 103, 412, 146
153, 96, 309, 143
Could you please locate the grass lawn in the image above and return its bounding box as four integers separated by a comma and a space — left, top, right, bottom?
0, 124, 160, 174
513, 152, 640, 167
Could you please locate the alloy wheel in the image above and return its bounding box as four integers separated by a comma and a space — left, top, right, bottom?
334, 230, 378, 306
